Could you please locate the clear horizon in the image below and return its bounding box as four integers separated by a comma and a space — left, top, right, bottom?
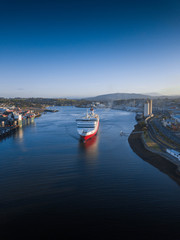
0, 0, 180, 97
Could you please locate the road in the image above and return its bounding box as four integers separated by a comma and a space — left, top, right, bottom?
147, 117, 180, 151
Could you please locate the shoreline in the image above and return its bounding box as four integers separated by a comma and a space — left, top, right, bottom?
128, 123, 180, 185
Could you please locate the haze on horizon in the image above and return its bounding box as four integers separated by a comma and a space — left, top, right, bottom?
0, 0, 180, 98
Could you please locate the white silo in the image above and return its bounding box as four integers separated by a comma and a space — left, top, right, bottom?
18, 114, 22, 127
149, 99, 152, 115
144, 101, 150, 117
18, 114, 22, 121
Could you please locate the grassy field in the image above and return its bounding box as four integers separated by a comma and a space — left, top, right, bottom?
143, 131, 161, 151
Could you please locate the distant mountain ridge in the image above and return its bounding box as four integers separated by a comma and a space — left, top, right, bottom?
85, 93, 152, 102
84, 93, 180, 102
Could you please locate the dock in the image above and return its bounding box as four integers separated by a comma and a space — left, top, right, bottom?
0, 126, 19, 139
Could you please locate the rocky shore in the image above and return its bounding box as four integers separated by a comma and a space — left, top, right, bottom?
128, 124, 180, 185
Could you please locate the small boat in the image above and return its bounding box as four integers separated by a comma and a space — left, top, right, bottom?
120, 131, 127, 136
76, 107, 99, 141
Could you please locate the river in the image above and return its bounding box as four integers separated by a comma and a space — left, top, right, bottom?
0, 107, 180, 239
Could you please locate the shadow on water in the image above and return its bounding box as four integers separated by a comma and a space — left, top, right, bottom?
128, 124, 180, 186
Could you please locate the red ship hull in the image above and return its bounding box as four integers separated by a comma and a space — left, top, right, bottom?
81, 121, 99, 141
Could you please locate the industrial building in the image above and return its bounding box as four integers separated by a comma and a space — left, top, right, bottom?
144, 99, 153, 117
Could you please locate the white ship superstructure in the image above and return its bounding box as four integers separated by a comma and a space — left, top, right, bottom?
76, 107, 99, 141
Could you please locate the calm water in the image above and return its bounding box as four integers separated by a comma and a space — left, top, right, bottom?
1, 107, 180, 239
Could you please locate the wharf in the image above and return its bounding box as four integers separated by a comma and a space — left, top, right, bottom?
0, 126, 19, 139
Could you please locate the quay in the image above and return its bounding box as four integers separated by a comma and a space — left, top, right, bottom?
0, 117, 35, 140
0, 107, 38, 140
0, 125, 19, 139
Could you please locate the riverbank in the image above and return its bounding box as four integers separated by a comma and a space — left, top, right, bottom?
128, 124, 180, 185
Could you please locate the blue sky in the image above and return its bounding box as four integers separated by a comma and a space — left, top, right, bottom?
0, 0, 180, 97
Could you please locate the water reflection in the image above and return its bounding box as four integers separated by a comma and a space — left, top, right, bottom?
79, 135, 99, 162
14, 120, 35, 143
16, 128, 24, 142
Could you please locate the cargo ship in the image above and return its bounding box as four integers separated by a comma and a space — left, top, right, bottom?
76, 107, 99, 141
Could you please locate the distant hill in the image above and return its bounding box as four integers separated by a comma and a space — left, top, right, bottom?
85, 93, 152, 102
